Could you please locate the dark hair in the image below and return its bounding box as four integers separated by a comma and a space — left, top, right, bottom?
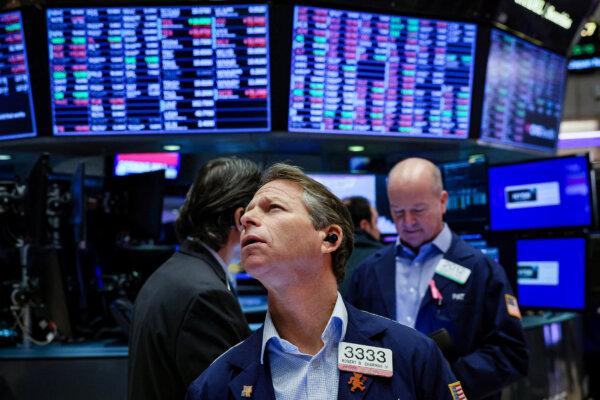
260, 163, 354, 284
175, 158, 261, 251
343, 196, 372, 230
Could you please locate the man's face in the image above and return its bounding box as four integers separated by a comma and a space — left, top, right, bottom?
388, 179, 447, 251
239, 179, 323, 285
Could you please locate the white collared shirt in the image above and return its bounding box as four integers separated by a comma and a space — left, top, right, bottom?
260, 292, 348, 400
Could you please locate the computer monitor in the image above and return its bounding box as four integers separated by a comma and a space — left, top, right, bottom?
0, 10, 36, 140
308, 173, 396, 235
489, 155, 592, 231
439, 156, 488, 230
288, 6, 477, 139
460, 234, 500, 265
114, 153, 180, 180
517, 237, 586, 310
110, 170, 165, 242
479, 29, 567, 152
46, 4, 270, 136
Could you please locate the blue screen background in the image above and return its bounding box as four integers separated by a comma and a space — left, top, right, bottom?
489, 156, 591, 231
517, 237, 586, 310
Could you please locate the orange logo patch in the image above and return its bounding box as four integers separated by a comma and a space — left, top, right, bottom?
348, 372, 367, 392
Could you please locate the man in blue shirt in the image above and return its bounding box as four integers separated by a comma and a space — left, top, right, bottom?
187, 163, 465, 400
346, 158, 529, 400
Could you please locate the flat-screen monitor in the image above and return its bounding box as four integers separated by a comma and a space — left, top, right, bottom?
517, 237, 586, 310
47, 5, 270, 136
439, 156, 488, 229
479, 29, 567, 152
492, 0, 597, 55
288, 6, 477, 138
308, 173, 396, 234
114, 152, 180, 180
0, 10, 36, 139
489, 155, 592, 231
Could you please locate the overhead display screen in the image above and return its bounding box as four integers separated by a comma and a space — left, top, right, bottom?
517, 237, 586, 310
114, 152, 180, 180
489, 156, 592, 231
439, 157, 488, 228
47, 5, 270, 136
480, 29, 567, 152
0, 10, 36, 140
288, 6, 477, 138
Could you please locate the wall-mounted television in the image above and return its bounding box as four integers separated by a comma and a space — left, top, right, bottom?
439, 156, 488, 230
0, 10, 36, 140
114, 152, 180, 180
47, 4, 270, 136
489, 155, 592, 231
288, 5, 477, 139
517, 237, 586, 310
479, 29, 567, 152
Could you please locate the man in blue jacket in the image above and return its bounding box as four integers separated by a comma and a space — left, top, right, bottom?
346, 157, 528, 400
187, 163, 465, 400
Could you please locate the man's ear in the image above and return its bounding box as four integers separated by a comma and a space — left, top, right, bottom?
440, 190, 449, 215
234, 207, 244, 232
321, 225, 343, 254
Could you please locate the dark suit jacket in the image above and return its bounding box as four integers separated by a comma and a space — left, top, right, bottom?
186, 302, 459, 400
346, 233, 529, 400
339, 231, 384, 297
128, 240, 251, 400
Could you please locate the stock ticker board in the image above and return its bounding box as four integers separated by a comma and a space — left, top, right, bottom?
480, 29, 567, 152
288, 6, 477, 138
47, 5, 270, 136
0, 10, 36, 139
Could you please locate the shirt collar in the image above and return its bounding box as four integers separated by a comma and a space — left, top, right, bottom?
260, 292, 348, 364
396, 223, 452, 257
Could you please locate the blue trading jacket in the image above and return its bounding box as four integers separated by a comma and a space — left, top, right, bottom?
346, 233, 529, 400
187, 302, 461, 400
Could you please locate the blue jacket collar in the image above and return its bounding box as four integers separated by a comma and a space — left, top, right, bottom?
225, 302, 388, 400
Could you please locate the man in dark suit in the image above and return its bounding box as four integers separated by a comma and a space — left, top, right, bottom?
346, 157, 528, 400
128, 157, 261, 400
187, 163, 462, 400
339, 196, 383, 296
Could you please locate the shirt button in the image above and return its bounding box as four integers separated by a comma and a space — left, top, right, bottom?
409, 287, 416, 294
406, 316, 412, 322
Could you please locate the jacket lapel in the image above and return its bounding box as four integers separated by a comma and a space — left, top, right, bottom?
373, 246, 397, 319
226, 328, 276, 400
228, 362, 275, 400
338, 303, 389, 400
419, 234, 475, 310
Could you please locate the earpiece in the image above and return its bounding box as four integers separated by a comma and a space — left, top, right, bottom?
324, 233, 338, 243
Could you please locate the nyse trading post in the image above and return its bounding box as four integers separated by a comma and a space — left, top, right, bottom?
480, 29, 567, 152
288, 6, 477, 138
47, 5, 270, 136
0, 11, 36, 139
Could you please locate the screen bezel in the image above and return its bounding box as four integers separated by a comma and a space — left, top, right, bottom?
113, 152, 181, 180
45, 2, 272, 137
285, 2, 480, 141
488, 153, 594, 232
477, 27, 569, 153
439, 155, 490, 233
0, 8, 38, 140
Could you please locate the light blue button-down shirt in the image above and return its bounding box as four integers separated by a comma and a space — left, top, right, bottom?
395, 223, 452, 328
260, 292, 348, 400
